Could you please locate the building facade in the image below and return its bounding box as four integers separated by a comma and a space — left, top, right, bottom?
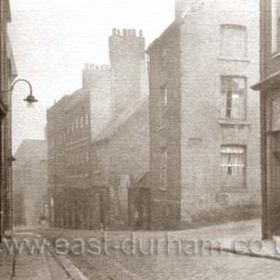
0, 0, 17, 240
47, 28, 149, 230
252, 0, 280, 239
147, 0, 261, 229
47, 90, 93, 229
13, 140, 47, 226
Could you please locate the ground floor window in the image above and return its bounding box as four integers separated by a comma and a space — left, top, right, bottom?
220, 145, 246, 190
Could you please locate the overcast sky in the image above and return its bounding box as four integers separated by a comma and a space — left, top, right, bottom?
9, 0, 174, 151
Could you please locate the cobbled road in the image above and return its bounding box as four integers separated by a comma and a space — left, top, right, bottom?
69, 246, 280, 280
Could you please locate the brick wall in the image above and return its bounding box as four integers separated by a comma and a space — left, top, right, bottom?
148, 22, 181, 229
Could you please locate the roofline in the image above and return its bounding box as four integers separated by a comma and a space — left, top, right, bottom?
251, 71, 280, 91
146, 20, 180, 53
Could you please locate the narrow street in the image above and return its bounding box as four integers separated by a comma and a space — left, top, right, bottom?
69, 250, 280, 280
40, 220, 280, 280
2, 221, 280, 279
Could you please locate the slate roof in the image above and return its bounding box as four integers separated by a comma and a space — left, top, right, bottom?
93, 97, 148, 143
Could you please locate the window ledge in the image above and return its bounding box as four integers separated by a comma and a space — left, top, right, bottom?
159, 187, 167, 192
217, 56, 250, 63
220, 188, 248, 194
219, 119, 251, 126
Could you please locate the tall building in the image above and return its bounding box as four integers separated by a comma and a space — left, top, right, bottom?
147, 0, 261, 229
252, 0, 280, 239
0, 0, 17, 240
47, 28, 149, 229
13, 140, 47, 226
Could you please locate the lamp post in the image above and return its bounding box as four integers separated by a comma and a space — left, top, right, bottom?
9, 79, 38, 107
1, 78, 38, 241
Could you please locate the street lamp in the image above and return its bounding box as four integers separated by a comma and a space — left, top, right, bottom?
9, 79, 38, 107
0, 78, 38, 243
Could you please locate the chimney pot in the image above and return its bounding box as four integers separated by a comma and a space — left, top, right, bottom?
112, 28, 117, 35
123, 29, 128, 36
139, 30, 143, 37
90, 64, 95, 70
132, 29, 136, 37
117, 29, 121, 36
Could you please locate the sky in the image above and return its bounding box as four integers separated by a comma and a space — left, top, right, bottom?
8, 0, 174, 151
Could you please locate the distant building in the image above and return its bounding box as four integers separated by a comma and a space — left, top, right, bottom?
147, 0, 261, 229
0, 0, 17, 240
92, 98, 149, 229
47, 28, 149, 229
13, 140, 47, 226
252, 0, 280, 239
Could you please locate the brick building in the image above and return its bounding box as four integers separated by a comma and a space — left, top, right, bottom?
47, 89, 92, 229
252, 0, 280, 239
147, 0, 261, 229
13, 140, 47, 226
47, 28, 149, 229
0, 0, 17, 240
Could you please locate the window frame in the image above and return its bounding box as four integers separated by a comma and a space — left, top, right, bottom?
220, 75, 247, 121
159, 84, 168, 128
220, 145, 247, 191
220, 24, 248, 59
159, 147, 168, 191
271, 0, 280, 54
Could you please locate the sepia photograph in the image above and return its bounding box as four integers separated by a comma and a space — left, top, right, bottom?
0, 0, 279, 279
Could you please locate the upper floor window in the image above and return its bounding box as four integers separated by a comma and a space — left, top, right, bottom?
160, 85, 167, 127
220, 76, 246, 120
220, 24, 247, 59
92, 149, 101, 171
160, 147, 167, 191
272, 0, 280, 53
85, 113, 89, 126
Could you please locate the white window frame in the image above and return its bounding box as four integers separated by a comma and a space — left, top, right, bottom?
220, 145, 246, 190
272, 0, 280, 54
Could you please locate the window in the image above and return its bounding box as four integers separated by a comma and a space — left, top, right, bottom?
220, 76, 246, 120
85, 114, 89, 126
220, 24, 247, 59
160, 147, 167, 191
93, 149, 101, 171
80, 116, 84, 128
220, 146, 246, 189
272, 0, 280, 53
160, 85, 167, 127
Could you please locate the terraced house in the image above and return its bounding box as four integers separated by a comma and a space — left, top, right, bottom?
47, 28, 149, 229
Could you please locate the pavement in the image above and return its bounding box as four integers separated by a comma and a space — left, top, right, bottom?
3, 220, 280, 279
0, 229, 76, 280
